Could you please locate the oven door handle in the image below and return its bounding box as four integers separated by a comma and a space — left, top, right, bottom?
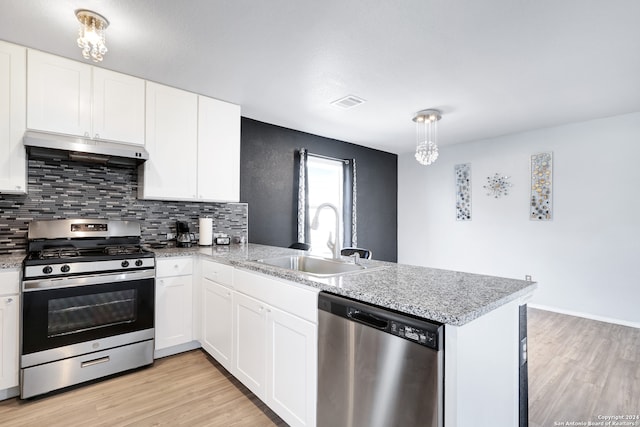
22, 269, 155, 291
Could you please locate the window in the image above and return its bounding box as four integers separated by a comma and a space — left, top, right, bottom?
296, 149, 357, 256
307, 155, 344, 257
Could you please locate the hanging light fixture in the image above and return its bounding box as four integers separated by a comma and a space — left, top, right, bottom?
75, 9, 109, 62
412, 109, 442, 166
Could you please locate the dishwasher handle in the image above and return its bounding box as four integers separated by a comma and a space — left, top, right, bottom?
348, 308, 388, 329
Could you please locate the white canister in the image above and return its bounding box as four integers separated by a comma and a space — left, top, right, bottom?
199, 217, 213, 246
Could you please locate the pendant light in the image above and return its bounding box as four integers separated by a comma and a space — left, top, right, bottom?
413, 109, 442, 166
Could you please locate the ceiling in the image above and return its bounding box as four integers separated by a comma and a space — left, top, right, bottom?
1, 0, 639, 154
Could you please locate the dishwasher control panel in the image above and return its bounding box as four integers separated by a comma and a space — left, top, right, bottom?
320, 292, 442, 351
391, 321, 438, 349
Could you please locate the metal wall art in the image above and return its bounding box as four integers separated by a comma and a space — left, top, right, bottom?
484, 173, 512, 198
530, 152, 553, 220
455, 163, 471, 220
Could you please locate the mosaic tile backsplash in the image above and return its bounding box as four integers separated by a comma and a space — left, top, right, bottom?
0, 155, 248, 254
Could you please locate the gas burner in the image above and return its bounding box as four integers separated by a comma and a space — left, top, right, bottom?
39, 248, 81, 259
104, 245, 141, 256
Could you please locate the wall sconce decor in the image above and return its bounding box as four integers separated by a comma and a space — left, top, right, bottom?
484, 173, 512, 198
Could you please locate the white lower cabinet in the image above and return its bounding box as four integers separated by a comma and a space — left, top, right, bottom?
234, 292, 268, 398
155, 258, 193, 352
201, 262, 318, 427
201, 261, 234, 372
266, 303, 317, 427
0, 270, 20, 392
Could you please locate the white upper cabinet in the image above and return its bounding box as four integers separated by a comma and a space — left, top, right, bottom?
26, 50, 145, 145
92, 67, 145, 145
140, 81, 198, 200
27, 50, 92, 137
197, 96, 241, 202
0, 41, 27, 194
140, 85, 240, 202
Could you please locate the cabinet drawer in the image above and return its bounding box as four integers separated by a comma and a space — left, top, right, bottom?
0, 269, 20, 295
234, 269, 319, 323
156, 257, 193, 278
201, 260, 233, 287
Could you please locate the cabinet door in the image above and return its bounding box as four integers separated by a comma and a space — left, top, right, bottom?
155, 275, 193, 350
267, 306, 317, 427
92, 68, 145, 145
141, 82, 198, 200
0, 294, 19, 390
27, 50, 91, 136
234, 292, 267, 400
201, 278, 234, 372
0, 41, 26, 194
197, 96, 241, 202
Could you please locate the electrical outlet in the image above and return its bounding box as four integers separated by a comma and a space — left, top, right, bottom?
166, 232, 175, 240
525, 275, 532, 282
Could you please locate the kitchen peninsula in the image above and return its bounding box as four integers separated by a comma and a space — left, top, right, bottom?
155, 242, 536, 427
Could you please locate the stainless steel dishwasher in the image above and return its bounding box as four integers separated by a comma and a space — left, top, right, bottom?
317, 292, 444, 427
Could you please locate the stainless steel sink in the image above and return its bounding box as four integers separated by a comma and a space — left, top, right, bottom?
257, 255, 375, 277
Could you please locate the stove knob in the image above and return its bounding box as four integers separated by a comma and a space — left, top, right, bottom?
121, 260, 130, 268
135, 259, 143, 267
42, 266, 53, 275
61, 265, 71, 273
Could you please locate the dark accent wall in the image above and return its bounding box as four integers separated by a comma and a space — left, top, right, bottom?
240, 118, 398, 262
0, 154, 248, 254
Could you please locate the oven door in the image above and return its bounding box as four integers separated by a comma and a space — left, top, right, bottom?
21, 270, 154, 365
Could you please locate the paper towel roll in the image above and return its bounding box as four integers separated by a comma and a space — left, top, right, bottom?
199, 217, 213, 246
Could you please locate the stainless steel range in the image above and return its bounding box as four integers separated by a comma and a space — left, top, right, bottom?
20, 219, 155, 399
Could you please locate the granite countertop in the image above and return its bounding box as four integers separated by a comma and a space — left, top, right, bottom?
152, 243, 536, 326
0, 253, 26, 269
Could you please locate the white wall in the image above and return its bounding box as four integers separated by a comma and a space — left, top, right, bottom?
398, 112, 640, 326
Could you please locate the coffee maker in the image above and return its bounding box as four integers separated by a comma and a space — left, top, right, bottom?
176, 221, 195, 247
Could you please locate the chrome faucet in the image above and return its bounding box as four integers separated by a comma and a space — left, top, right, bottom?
311, 203, 342, 259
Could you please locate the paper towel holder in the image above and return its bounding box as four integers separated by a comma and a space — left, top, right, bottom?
199, 217, 213, 246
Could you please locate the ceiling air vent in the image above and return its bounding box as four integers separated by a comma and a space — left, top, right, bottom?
331, 95, 366, 109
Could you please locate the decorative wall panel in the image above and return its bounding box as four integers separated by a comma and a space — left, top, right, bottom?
455, 163, 471, 221
530, 152, 553, 221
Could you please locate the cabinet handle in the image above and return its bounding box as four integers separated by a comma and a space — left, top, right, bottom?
6, 298, 13, 303
94, 133, 100, 139
84, 131, 90, 137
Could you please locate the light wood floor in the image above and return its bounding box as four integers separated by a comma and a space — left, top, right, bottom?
528, 308, 640, 426
1, 309, 638, 426
0, 350, 287, 427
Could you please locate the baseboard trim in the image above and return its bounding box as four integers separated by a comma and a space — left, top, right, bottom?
528, 304, 640, 329
0, 386, 19, 401
154, 340, 201, 359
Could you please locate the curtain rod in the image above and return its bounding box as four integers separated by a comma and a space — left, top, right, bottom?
306, 151, 351, 164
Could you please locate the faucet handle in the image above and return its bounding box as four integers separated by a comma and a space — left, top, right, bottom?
326, 232, 335, 250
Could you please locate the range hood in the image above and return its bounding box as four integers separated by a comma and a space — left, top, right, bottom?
23, 131, 149, 166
